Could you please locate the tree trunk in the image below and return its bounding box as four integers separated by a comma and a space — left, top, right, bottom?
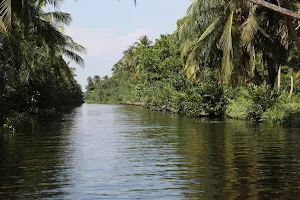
289, 74, 294, 98
0, 69, 4, 128
0, 68, 4, 94
285, 1, 300, 57
266, 57, 278, 88
278, 66, 281, 90
248, 0, 300, 19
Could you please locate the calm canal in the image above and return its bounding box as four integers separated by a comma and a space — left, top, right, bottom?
0, 104, 300, 199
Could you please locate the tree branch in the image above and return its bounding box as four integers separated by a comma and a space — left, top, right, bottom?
248, 0, 300, 19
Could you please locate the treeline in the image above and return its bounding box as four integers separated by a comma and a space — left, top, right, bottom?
0, 0, 84, 122
86, 0, 300, 126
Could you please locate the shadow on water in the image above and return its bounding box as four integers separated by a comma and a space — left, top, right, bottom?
0, 109, 79, 199
120, 106, 300, 200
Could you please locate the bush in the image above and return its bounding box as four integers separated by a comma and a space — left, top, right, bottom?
177, 82, 228, 117
226, 89, 251, 119
246, 84, 281, 120
283, 107, 300, 127
227, 84, 300, 126
261, 104, 286, 123
262, 103, 300, 126
226, 84, 281, 121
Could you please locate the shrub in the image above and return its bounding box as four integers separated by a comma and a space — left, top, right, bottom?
262, 102, 300, 126
283, 107, 300, 127
226, 89, 251, 119
177, 82, 228, 117
246, 84, 281, 120
226, 84, 282, 121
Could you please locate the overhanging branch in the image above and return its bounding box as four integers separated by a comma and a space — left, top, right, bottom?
248, 0, 300, 20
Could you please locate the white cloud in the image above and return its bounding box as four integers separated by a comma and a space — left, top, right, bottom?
65, 26, 152, 57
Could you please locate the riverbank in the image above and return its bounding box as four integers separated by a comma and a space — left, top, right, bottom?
85, 84, 300, 127
96, 100, 300, 127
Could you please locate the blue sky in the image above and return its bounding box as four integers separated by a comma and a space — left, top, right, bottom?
59, 0, 192, 89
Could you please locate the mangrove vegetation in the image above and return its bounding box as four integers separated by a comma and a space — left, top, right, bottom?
86, 0, 300, 126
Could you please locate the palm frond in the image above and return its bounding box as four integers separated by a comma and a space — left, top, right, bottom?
63, 49, 85, 67
240, 5, 258, 52
64, 35, 86, 53
197, 17, 221, 43
42, 0, 64, 8
41, 11, 72, 25
218, 11, 234, 84
0, 0, 11, 28
57, 55, 73, 81
0, 16, 8, 34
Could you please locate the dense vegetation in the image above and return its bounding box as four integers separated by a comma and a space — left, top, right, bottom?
86, 0, 300, 126
0, 0, 84, 126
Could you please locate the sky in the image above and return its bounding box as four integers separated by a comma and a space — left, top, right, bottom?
58, 0, 193, 89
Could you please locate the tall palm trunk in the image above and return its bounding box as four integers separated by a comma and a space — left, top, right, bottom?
278, 66, 281, 90
0, 68, 4, 94
266, 56, 278, 88
289, 73, 294, 98
0, 68, 4, 127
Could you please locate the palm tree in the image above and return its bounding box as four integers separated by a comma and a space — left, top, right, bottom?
135, 35, 153, 47
178, 0, 252, 84
252, 0, 300, 94
121, 36, 153, 79
0, 0, 85, 92
122, 45, 139, 73
178, 0, 300, 88
0, 0, 71, 27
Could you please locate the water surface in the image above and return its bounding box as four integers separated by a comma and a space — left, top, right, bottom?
0, 104, 300, 199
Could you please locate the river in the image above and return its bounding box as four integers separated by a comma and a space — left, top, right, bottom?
0, 104, 300, 199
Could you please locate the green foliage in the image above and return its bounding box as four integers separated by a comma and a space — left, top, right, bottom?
86, 34, 229, 117
0, 0, 84, 121
178, 82, 227, 117
226, 92, 252, 119
86, 1, 300, 126
262, 103, 300, 126
246, 84, 281, 120
226, 84, 280, 121
227, 84, 300, 125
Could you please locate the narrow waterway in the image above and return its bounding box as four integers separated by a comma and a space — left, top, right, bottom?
0, 104, 300, 199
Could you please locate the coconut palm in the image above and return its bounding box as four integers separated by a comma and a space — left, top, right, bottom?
178, 0, 300, 87
135, 35, 153, 47
178, 0, 253, 84
0, 0, 85, 92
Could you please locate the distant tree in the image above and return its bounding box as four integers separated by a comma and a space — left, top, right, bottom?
86, 76, 95, 91
94, 75, 101, 85
135, 35, 153, 47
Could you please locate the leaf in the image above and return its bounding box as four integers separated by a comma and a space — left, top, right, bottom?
197, 17, 220, 43
0, 0, 11, 28
0, 16, 8, 35
41, 11, 72, 25
240, 5, 258, 52
63, 49, 85, 67
218, 11, 234, 85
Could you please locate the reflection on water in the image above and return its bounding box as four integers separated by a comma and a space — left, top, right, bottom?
0, 104, 300, 199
